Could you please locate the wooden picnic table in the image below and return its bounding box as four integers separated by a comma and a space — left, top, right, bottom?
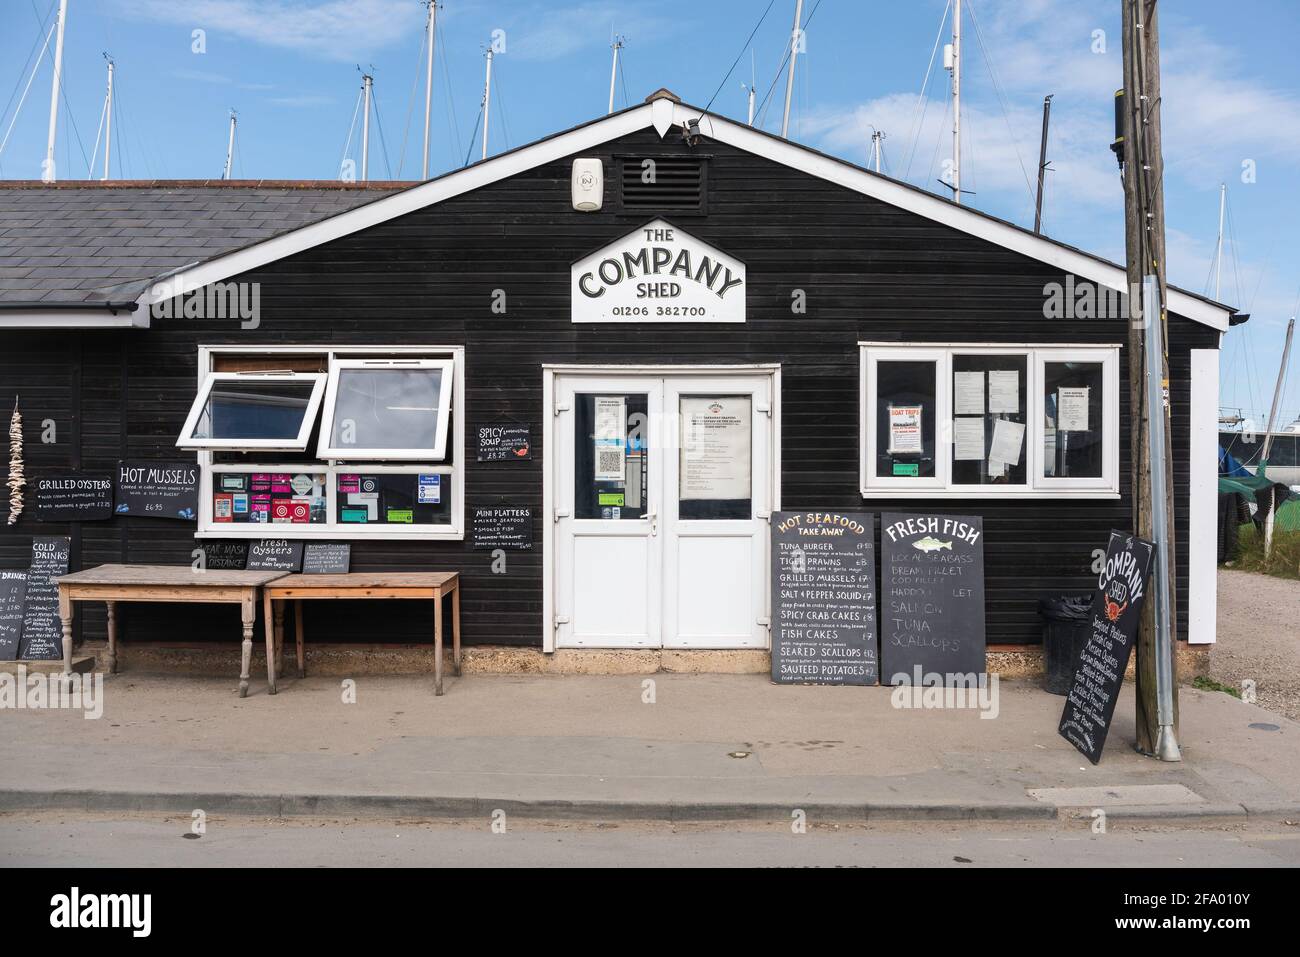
56, 564, 290, 696
262, 572, 461, 696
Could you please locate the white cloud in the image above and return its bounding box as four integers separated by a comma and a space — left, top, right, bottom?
115, 0, 419, 62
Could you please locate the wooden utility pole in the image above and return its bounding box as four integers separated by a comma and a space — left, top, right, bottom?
1120, 0, 1179, 757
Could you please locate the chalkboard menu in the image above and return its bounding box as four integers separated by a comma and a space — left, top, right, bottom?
1059, 531, 1155, 765
246, 539, 304, 572
34, 473, 114, 522
115, 461, 199, 521
880, 513, 986, 684
200, 541, 249, 570
471, 506, 533, 550
0, 570, 26, 660
770, 510, 877, 685
303, 542, 351, 574
477, 424, 531, 462
19, 536, 70, 661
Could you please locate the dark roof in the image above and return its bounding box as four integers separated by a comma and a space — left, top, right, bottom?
0, 180, 407, 305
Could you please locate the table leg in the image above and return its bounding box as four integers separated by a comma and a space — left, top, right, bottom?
452, 583, 462, 677
294, 600, 305, 679
434, 592, 444, 696
240, 594, 256, 698
58, 589, 72, 681
105, 600, 118, 674
273, 602, 285, 680
262, 592, 277, 696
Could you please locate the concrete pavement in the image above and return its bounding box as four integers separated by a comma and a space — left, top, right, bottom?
1, 672, 1298, 824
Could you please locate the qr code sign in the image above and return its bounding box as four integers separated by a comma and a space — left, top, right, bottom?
598, 449, 622, 475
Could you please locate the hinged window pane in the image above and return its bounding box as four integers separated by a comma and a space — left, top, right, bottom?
177, 372, 325, 451
317, 359, 454, 460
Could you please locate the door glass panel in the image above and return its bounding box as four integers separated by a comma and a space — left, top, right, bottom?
1043, 361, 1104, 478
679, 394, 752, 520
875, 360, 937, 478
951, 354, 1028, 485
574, 393, 648, 519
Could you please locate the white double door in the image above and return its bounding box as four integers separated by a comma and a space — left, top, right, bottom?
554, 372, 773, 649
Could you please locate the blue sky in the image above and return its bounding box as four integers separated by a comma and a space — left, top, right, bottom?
1, 0, 1297, 425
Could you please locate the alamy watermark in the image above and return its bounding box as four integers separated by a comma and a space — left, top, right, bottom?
148, 273, 261, 329
0, 666, 104, 719
889, 666, 1000, 719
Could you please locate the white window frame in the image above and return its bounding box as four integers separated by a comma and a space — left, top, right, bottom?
177, 371, 326, 452
859, 342, 1120, 499
317, 357, 455, 461
193, 345, 465, 541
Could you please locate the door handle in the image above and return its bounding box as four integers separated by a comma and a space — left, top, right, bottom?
639, 510, 658, 535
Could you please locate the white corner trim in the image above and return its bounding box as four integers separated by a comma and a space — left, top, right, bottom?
1188, 348, 1219, 644
0, 309, 149, 329
129, 99, 1231, 332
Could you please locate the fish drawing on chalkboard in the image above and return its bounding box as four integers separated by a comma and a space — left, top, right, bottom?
911, 536, 952, 553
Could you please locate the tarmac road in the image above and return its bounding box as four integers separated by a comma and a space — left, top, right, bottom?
3, 812, 1299, 867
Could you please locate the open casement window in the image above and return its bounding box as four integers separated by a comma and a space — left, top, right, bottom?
860, 343, 1119, 498
177, 372, 325, 451
317, 358, 454, 461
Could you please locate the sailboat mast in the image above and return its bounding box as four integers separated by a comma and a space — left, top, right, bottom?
1034, 94, 1053, 233
481, 48, 493, 161
223, 110, 237, 180
1214, 183, 1226, 300
102, 56, 114, 181
361, 72, 372, 181
422, 1, 437, 179
780, 0, 804, 139
608, 36, 624, 115
44, 0, 68, 182
951, 0, 962, 204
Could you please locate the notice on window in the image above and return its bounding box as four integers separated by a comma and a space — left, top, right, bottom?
989, 370, 1020, 414
680, 396, 751, 500
593, 396, 626, 482
1058, 386, 1090, 432
954, 371, 985, 415
988, 419, 1025, 475
888, 405, 923, 454
954, 416, 985, 460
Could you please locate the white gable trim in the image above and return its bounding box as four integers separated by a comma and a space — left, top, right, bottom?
135, 99, 1232, 332
0, 309, 148, 329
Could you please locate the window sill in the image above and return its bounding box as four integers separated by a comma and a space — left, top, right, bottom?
860, 487, 1120, 500
196, 526, 464, 541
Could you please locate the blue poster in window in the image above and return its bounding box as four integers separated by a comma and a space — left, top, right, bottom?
417, 474, 441, 504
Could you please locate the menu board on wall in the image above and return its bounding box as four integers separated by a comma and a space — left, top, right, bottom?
477, 425, 531, 461
34, 474, 114, 522
1059, 531, 1155, 765
0, 570, 27, 660
770, 510, 878, 685
245, 539, 304, 572
471, 506, 533, 550
302, 542, 351, 574
115, 461, 199, 521
18, 536, 71, 661
880, 513, 985, 683
200, 541, 249, 570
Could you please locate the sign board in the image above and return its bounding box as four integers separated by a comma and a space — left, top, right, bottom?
680, 396, 751, 500
0, 570, 27, 660
477, 425, 531, 462
302, 542, 351, 574
200, 541, 248, 571
115, 461, 199, 521
880, 513, 985, 683
19, 536, 70, 660
571, 219, 745, 323
471, 506, 533, 550
245, 539, 304, 572
770, 511, 877, 685
1059, 531, 1155, 764
34, 473, 114, 522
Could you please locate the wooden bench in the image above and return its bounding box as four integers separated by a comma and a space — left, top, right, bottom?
261, 572, 461, 695
56, 564, 291, 696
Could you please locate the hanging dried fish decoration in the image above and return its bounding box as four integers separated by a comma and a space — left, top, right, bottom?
7, 397, 24, 526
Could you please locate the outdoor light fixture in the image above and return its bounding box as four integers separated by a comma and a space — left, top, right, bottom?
682, 117, 703, 146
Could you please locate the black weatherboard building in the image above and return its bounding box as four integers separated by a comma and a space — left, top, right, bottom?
0, 89, 1236, 663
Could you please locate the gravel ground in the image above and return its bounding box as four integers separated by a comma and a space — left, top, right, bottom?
1210, 570, 1300, 720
